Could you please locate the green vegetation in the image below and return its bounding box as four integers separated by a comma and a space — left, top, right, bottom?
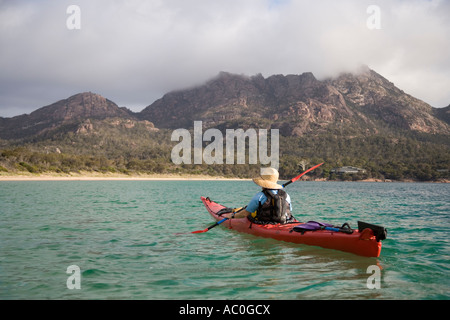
1, 119, 448, 181
278, 133, 449, 181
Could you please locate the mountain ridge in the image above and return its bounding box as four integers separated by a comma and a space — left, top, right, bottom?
1, 67, 448, 141
138, 67, 449, 137
0, 67, 449, 181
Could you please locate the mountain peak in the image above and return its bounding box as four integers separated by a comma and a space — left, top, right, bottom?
65, 91, 107, 106
0, 91, 135, 140
32, 91, 134, 123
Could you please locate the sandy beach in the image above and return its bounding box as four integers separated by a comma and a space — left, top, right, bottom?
0, 171, 250, 181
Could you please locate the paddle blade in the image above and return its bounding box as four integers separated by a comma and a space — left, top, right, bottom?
290, 162, 324, 183
191, 228, 209, 234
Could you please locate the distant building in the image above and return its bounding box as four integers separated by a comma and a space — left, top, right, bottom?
331, 166, 366, 174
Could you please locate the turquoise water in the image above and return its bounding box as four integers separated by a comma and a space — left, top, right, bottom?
0, 180, 448, 300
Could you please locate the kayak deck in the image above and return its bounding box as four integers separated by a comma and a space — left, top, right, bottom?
201, 196, 382, 257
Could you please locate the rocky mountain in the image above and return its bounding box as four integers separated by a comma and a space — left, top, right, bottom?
0, 92, 137, 140
434, 104, 450, 125
139, 70, 356, 134
1, 68, 448, 142
0, 68, 448, 181
326, 68, 448, 134
139, 67, 449, 136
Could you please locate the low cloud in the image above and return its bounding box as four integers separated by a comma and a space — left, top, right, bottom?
1, 0, 449, 117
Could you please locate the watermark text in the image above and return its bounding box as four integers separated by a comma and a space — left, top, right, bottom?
367, 5, 381, 30
171, 121, 279, 173
66, 5, 81, 30
366, 265, 381, 289
66, 265, 81, 289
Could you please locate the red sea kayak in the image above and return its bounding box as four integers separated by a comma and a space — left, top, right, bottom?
201, 196, 385, 257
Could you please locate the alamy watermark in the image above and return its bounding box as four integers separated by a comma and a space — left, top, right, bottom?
65, 5, 381, 31
366, 265, 381, 289
66, 265, 81, 289
367, 5, 381, 30
66, 5, 81, 30
64, 262, 381, 291
171, 121, 279, 173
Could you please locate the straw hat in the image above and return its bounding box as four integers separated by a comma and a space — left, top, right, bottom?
252, 167, 283, 189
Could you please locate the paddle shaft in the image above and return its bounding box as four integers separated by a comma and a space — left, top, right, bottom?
282, 162, 324, 187
191, 206, 246, 234
191, 218, 228, 234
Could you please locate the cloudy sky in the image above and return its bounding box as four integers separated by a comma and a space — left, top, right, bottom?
0, 0, 449, 117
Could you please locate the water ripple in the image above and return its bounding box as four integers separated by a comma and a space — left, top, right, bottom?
0, 181, 448, 299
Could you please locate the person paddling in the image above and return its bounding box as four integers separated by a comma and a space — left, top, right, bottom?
221, 168, 294, 224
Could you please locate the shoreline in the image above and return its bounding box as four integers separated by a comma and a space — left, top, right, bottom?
0, 171, 251, 181
0, 172, 447, 183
